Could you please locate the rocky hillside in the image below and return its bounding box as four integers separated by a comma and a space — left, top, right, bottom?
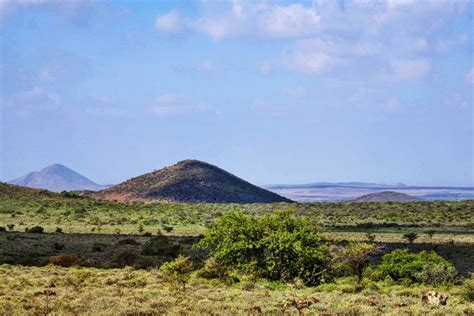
8, 164, 110, 192
354, 191, 420, 202
100, 160, 292, 203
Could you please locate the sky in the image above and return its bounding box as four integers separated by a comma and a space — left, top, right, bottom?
0, 0, 473, 186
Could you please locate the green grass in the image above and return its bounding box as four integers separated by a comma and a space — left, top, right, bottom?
1, 183, 473, 235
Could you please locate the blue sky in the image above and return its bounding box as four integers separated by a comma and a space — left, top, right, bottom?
0, 0, 472, 186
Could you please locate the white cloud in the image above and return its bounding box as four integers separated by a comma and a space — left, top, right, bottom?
155, 11, 181, 33
151, 93, 210, 117
155, 2, 321, 39
388, 58, 431, 80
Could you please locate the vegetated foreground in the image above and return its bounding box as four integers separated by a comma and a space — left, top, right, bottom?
1, 182, 473, 314
1, 264, 473, 315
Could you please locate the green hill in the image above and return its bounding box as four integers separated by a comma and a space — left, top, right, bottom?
100, 160, 292, 203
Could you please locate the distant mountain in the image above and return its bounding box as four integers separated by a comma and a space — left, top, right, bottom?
354, 191, 420, 202
8, 164, 110, 192
99, 159, 292, 203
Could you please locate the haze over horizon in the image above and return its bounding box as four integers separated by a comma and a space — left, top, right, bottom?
1, 0, 473, 187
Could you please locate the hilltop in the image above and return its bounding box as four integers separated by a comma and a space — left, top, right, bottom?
8, 164, 110, 192
354, 191, 420, 202
99, 160, 292, 203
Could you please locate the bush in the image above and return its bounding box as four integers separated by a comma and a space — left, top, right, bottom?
49, 253, 80, 267
461, 274, 474, 302
55, 227, 63, 233
26, 226, 44, 233
0, 227, 5, 232
159, 255, 193, 290
415, 263, 457, 285
198, 211, 333, 286
197, 257, 228, 279
377, 249, 453, 283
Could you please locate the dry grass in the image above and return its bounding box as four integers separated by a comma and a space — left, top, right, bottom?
0, 264, 472, 315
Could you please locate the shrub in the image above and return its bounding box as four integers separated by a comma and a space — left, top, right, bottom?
415, 263, 457, 285
26, 226, 44, 233
198, 211, 333, 286
197, 257, 228, 279
0, 226, 5, 232
7, 224, 14, 231
377, 249, 453, 283
461, 274, 474, 302
159, 255, 193, 290
49, 253, 80, 267
55, 227, 63, 233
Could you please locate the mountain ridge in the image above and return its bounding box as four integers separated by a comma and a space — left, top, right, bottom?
99, 159, 292, 203
8, 164, 110, 192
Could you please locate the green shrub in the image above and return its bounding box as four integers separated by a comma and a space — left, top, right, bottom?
197, 257, 228, 279
461, 274, 474, 302
159, 255, 193, 290
198, 211, 333, 286
415, 263, 457, 285
377, 249, 453, 283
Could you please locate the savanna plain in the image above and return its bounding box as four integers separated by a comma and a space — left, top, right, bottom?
0, 183, 473, 315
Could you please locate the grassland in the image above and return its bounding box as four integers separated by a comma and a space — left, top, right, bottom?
1, 183, 473, 314
1, 183, 473, 235
1, 264, 473, 315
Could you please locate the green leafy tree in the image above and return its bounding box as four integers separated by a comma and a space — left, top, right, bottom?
198, 211, 333, 285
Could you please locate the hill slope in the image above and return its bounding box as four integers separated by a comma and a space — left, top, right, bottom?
8, 164, 110, 192
354, 191, 420, 202
100, 160, 292, 203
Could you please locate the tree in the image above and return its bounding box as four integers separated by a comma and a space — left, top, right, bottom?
425, 229, 436, 243
198, 211, 333, 286
402, 232, 418, 244
338, 242, 381, 281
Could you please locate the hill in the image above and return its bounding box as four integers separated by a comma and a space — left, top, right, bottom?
8, 164, 110, 192
354, 191, 420, 202
99, 159, 292, 203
